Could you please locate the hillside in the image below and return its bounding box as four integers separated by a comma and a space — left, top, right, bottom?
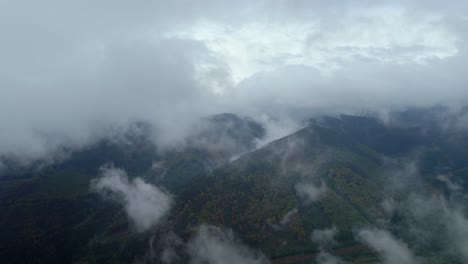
1, 110, 468, 263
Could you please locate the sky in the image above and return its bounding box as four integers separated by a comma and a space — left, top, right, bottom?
1, 0, 468, 162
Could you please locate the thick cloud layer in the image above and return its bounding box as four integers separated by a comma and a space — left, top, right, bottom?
1, 0, 468, 163
90, 165, 172, 232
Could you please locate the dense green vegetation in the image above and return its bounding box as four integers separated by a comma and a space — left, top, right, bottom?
1, 110, 468, 263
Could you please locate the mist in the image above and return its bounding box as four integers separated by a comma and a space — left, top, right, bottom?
312, 227, 345, 264
357, 228, 418, 264
1, 0, 468, 166
90, 164, 172, 232
187, 225, 269, 264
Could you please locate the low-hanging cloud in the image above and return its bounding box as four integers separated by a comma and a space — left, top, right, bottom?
312, 226, 338, 249
90, 164, 172, 232
279, 208, 298, 226
357, 228, 418, 264
316, 251, 345, 264
312, 227, 345, 264
187, 224, 270, 264
443, 205, 468, 262
407, 194, 468, 262
1, 0, 468, 166
436, 174, 462, 191
295, 182, 328, 202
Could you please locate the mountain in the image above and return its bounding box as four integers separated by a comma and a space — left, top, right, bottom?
1, 109, 468, 263
0, 113, 265, 264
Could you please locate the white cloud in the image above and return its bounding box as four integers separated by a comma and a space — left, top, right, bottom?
176, 7, 457, 86
312, 227, 345, 264
381, 198, 399, 216
436, 174, 462, 191
188, 225, 270, 264
0, 161, 6, 176
409, 194, 468, 262
357, 228, 418, 264
443, 206, 468, 262
90, 164, 172, 232
1, 0, 468, 165
316, 251, 345, 264
295, 182, 327, 202
312, 227, 338, 249
279, 208, 298, 226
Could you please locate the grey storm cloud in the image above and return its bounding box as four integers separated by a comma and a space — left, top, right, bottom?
1, 0, 468, 163
90, 164, 172, 232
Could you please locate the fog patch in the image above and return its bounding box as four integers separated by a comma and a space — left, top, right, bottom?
279, 208, 299, 226
269, 208, 299, 230
1, 0, 468, 169
407, 194, 468, 262
316, 251, 345, 264
159, 232, 185, 264
255, 115, 303, 148
443, 205, 468, 262
0, 160, 6, 176
312, 226, 338, 249
312, 227, 345, 264
295, 181, 327, 203
90, 164, 172, 232
188, 225, 269, 264
357, 228, 418, 264
436, 174, 462, 191
381, 198, 399, 216
384, 159, 421, 193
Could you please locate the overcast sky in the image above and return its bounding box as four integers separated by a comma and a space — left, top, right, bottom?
1, 0, 468, 161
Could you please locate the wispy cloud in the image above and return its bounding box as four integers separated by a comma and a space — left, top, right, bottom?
357, 228, 418, 264
312, 226, 338, 249
295, 181, 327, 202
188, 224, 270, 264
90, 164, 172, 232
312, 227, 345, 264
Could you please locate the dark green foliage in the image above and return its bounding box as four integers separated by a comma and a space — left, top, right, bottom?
2, 110, 468, 263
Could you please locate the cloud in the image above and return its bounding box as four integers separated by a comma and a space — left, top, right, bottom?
443, 205, 468, 262
407, 194, 468, 262
0, 161, 6, 176
295, 182, 327, 202
357, 228, 418, 264
187, 224, 270, 264
316, 251, 345, 264
1, 0, 468, 165
159, 232, 185, 264
312, 227, 345, 264
279, 208, 298, 226
269, 208, 299, 231
90, 164, 172, 232
381, 198, 399, 217
382, 159, 422, 193
312, 226, 338, 249
436, 174, 462, 191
